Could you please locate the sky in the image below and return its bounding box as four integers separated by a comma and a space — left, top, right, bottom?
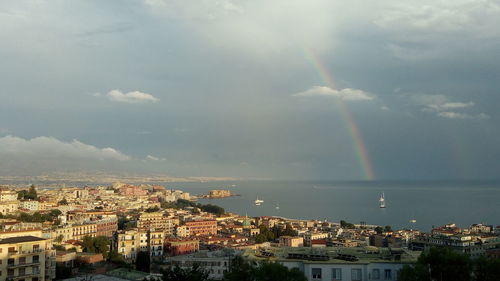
1, 0, 500, 180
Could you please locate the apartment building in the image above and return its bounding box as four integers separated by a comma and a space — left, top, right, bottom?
115, 229, 140, 261
0, 236, 56, 281
185, 220, 217, 236
138, 212, 176, 235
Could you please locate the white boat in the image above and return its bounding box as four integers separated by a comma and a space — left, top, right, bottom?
275, 203, 280, 210
255, 197, 264, 205
409, 219, 417, 223
379, 192, 386, 208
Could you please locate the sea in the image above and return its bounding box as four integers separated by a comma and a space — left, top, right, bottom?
165, 180, 500, 231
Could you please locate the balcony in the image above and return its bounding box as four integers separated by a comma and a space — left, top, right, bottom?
9, 272, 41, 280
8, 249, 43, 256
7, 261, 41, 268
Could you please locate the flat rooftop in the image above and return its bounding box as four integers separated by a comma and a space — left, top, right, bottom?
245, 246, 420, 264
0, 236, 46, 244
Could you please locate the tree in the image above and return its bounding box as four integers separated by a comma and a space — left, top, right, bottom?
58, 198, 69, 205
340, 220, 355, 229
162, 263, 211, 281
93, 236, 110, 259
81, 236, 96, 253
398, 247, 471, 281
223, 256, 254, 281
136, 251, 151, 273
223, 256, 307, 281
109, 251, 129, 267
374, 226, 383, 234
145, 206, 160, 213
55, 234, 64, 244
384, 225, 393, 233
254, 262, 307, 281
473, 256, 500, 281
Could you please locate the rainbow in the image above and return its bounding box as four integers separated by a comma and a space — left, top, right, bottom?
303, 48, 375, 180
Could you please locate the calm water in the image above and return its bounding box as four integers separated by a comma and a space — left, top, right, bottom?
166, 180, 500, 231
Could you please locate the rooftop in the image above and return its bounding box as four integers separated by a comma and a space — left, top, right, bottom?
245, 246, 420, 264
0, 235, 46, 244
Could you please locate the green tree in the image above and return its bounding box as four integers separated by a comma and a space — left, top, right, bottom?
109, 251, 129, 267
254, 262, 307, 281
223, 256, 254, 281
55, 234, 64, 244
384, 225, 393, 232
162, 263, 211, 281
136, 251, 151, 272
223, 256, 307, 281
340, 220, 355, 229
58, 198, 68, 205
81, 236, 96, 253
374, 226, 383, 234
93, 236, 110, 259
398, 247, 471, 281
473, 256, 500, 281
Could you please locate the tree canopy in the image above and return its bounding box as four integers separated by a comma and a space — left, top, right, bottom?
223, 256, 307, 281
398, 247, 500, 281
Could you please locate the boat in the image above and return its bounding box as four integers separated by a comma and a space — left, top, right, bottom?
379, 192, 386, 208
409, 219, 417, 223
275, 203, 280, 210
255, 197, 264, 205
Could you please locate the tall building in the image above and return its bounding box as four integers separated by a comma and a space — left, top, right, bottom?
0, 236, 56, 281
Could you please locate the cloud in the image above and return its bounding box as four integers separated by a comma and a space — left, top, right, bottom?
146, 155, 166, 161
107, 90, 159, 104
427, 101, 475, 112
412, 94, 489, 120
438, 112, 490, 120
293, 86, 373, 101
374, 0, 500, 60
0, 135, 130, 161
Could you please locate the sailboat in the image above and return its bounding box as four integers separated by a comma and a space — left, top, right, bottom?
275, 203, 280, 210
379, 192, 386, 208
255, 197, 264, 206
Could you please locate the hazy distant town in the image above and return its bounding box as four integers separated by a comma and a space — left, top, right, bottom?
0, 182, 497, 281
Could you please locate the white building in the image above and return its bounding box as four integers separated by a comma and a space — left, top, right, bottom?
19, 200, 40, 211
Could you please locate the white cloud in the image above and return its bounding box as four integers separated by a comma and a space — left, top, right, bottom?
293, 86, 373, 101
107, 90, 159, 104
0, 135, 130, 161
412, 94, 489, 120
438, 112, 490, 120
146, 155, 166, 161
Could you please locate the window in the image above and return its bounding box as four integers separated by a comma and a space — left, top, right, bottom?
8, 247, 15, 252
19, 268, 25, 276
351, 269, 362, 281
372, 269, 380, 280
312, 268, 322, 280
8, 269, 14, 277
384, 269, 392, 280
32, 255, 39, 263
19, 257, 26, 264
332, 268, 342, 280
7, 258, 14, 266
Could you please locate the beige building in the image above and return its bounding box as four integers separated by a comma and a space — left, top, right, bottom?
115, 229, 140, 261
0, 202, 19, 215
175, 225, 190, 238
0, 235, 56, 281
137, 212, 176, 235
148, 230, 164, 258
279, 236, 304, 247
19, 200, 40, 211
0, 190, 18, 202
